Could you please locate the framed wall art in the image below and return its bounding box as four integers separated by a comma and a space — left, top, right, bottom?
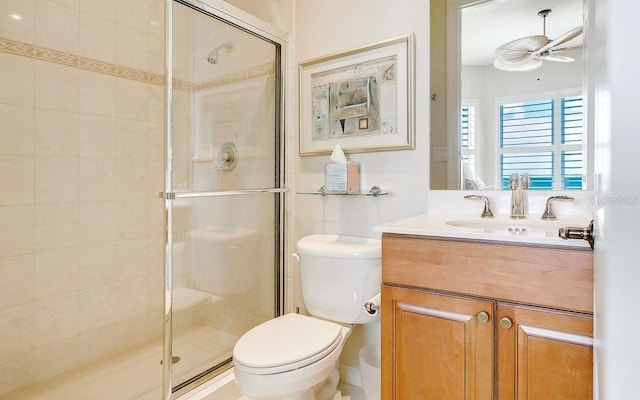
299, 34, 415, 156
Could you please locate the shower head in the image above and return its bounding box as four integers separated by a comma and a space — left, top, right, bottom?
207, 42, 233, 65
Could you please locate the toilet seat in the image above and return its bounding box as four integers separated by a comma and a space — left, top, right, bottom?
233, 313, 344, 375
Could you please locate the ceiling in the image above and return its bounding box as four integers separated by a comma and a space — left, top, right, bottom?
461, 0, 584, 66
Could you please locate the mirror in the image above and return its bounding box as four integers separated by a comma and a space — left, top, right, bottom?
430, 0, 590, 191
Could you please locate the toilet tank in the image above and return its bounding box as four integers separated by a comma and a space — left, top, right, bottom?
297, 234, 381, 324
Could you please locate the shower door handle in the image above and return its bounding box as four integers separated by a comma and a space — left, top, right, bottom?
160, 187, 289, 200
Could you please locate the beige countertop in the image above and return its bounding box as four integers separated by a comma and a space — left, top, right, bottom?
374, 213, 593, 248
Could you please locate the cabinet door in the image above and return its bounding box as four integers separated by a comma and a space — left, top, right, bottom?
382, 284, 493, 400
496, 303, 593, 400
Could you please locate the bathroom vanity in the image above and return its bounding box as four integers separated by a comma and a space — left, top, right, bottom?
376, 216, 593, 399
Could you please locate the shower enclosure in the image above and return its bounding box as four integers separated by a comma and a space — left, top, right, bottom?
163, 0, 286, 397
0, 0, 285, 398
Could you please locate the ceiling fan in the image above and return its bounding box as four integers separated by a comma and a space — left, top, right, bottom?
493, 9, 583, 72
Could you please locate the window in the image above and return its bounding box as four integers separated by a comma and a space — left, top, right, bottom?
499, 95, 583, 190
461, 101, 478, 177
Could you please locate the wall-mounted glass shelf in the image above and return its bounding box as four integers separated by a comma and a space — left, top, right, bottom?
297, 185, 388, 197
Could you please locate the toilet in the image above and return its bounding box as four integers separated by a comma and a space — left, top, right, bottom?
233, 234, 382, 400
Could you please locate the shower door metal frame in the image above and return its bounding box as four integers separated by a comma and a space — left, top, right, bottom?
163, 1, 288, 398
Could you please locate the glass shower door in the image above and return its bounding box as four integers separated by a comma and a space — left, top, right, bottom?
164, 0, 286, 396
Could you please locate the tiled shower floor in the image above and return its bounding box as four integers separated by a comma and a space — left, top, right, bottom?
3, 325, 367, 400
2, 326, 237, 400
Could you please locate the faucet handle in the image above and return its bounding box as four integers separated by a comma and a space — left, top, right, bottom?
541, 195, 575, 220
520, 173, 530, 190
464, 195, 494, 218
508, 173, 520, 190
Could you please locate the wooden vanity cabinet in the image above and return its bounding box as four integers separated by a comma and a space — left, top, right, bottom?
381, 233, 594, 400
496, 303, 593, 400
381, 284, 493, 399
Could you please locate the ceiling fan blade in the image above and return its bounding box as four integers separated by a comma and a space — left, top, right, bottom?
549, 45, 583, 53
495, 35, 549, 63
493, 57, 543, 72
540, 54, 575, 62
533, 26, 583, 56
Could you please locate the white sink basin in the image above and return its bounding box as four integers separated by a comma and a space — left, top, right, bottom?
445, 218, 570, 238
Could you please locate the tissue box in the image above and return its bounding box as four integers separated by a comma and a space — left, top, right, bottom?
325, 162, 360, 193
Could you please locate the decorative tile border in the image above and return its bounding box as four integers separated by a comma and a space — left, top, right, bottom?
0, 36, 274, 91
79, 57, 117, 75
173, 79, 193, 91
0, 36, 164, 86
35, 47, 79, 67
0, 38, 35, 57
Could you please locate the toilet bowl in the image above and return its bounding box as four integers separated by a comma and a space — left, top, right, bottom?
233, 235, 381, 400
234, 313, 351, 400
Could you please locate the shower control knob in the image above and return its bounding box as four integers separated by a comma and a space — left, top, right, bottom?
217, 142, 239, 171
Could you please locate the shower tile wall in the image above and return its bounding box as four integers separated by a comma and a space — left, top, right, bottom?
0, 0, 165, 395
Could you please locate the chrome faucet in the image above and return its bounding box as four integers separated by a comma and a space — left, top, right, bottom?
541, 195, 575, 219
464, 195, 494, 218
509, 173, 529, 219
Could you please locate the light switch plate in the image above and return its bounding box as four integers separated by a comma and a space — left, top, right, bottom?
433, 146, 447, 162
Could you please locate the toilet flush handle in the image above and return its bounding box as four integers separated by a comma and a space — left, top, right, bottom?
291, 253, 300, 262
364, 293, 381, 316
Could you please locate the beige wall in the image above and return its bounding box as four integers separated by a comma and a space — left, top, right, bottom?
294, 0, 430, 240
0, 0, 165, 394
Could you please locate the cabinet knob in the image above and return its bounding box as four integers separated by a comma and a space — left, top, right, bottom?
476, 311, 490, 323
499, 316, 513, 329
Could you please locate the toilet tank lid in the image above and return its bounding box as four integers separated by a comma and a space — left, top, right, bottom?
297, 234, 381, 258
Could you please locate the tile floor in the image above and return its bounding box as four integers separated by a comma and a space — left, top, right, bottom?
235, 382, 364, 400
